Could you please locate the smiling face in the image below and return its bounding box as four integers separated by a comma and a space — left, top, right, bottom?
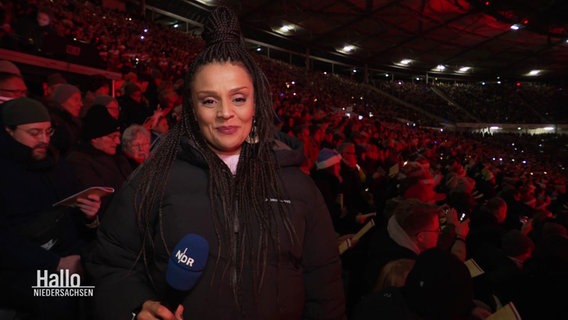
191, 62, 255, 156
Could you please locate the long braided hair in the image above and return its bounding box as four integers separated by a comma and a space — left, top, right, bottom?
132, 6, 297, 307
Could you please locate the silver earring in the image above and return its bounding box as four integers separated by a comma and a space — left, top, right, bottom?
245, 118, 259, 144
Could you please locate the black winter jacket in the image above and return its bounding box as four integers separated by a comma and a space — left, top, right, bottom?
0, 137, 88, 271
87, 134, 345, 320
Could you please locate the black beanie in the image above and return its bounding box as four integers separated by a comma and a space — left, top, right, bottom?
2, 98, 51, 126
82, 104, 120, 140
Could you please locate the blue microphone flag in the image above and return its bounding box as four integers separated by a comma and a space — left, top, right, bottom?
166, 234, 209, 291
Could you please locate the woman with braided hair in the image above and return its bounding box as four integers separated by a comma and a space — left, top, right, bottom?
86, 6, 345, 320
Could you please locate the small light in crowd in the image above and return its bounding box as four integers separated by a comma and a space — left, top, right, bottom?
458, 66, 471, 72
256, 47, 262, 52
490, 126, 501, 130
440, 128, 444, 132
499, 157, 503, 161
173, 24, 179, 28
544, 126, 555, 131
346, 113, 351, 118
497, 81, 501, 84
544, 171, 548, 175
291, 81, 295, 85
323, 71, 328, 75
73, 37, 77, 41
368, 112, 374, 117
530, 172, 534, 175
398, 81, 403, 85
522, 160, 527, 164
358, 115, 363, 120
360, 96, 363, 100
492, 157, 496, 161
279, 25, 294, 33
511, 158, 515, 162
527, 70, 541, 76
416, 77, 420, 81
403, 161, 408, 166
293, 92, 296, 96
353, 69, 357, 73
144, 28, 148, 33
385, 73, 389, 77
140, 35, 145, 40
517, 127, 522, 130
343, 45, 355, 53
481, 82, 486, 85
510, 24, 520, 30
435, 65, 445, 71
127, 17, 132, 21
400, 59, 412, 65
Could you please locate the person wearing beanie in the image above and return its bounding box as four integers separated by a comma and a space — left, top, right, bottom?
87, 6, 344, 320
66, 105, 132, 200
0, 97, 101, 319
53, 84, 82, 116
117, 81, 152, 128
49, 84, 83, 155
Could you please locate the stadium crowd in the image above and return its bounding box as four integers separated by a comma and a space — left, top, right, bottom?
1, 0, 567, 319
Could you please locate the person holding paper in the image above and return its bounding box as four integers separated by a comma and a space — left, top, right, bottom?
66, 104, 132, 215
0, 97, 101, 319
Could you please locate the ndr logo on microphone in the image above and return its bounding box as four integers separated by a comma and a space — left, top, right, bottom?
32, 270, 94, 297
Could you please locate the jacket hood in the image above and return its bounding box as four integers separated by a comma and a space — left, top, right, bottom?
273, 131, 305, 168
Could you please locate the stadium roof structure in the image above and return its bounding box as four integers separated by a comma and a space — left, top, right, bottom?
145, 0, 568, 82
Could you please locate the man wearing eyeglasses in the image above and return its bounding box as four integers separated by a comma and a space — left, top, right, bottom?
361, 199, 468, 298
0, 97, 101, 319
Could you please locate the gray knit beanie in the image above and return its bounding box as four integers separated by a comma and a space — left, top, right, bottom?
2, 98, 51, 126
53, 84, 80, 105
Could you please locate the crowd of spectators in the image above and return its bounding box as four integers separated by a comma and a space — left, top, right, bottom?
1, 0, 568, 319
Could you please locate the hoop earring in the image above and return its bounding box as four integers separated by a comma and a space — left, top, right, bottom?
245, 118, 259, 144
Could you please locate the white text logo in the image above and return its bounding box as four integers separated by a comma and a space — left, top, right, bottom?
32, 270, 94, 297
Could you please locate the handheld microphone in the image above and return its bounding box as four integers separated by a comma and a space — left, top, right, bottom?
164, 234, 209, 312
